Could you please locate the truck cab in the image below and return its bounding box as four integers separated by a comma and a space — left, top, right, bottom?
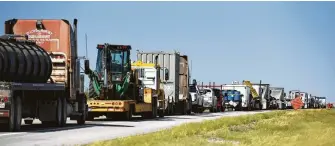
189, 80, 204, 113
199, 88, 218, 112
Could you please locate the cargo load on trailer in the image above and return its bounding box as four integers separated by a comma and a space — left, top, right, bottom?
136, 51, 192, 115
85, 44, 169, 120
0, 19, 88, 132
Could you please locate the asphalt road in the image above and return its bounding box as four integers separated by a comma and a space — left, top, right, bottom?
0, 110, 269, 146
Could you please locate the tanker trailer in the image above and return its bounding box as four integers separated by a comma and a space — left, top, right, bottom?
0, 18, 88, 132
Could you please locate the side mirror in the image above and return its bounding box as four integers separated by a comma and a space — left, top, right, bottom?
84, 60, 90, 74
284, 93, 287, 97
164, 68, 169, 80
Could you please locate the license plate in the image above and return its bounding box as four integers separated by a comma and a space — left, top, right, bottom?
0, 103, 5, 108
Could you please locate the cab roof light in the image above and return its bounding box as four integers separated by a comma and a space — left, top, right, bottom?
97, 44, 105, 49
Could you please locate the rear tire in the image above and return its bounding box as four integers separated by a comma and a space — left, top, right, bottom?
158, 109, 164, 118
8, 96, 22, 132
77, 94, 87, 125
56, 96, 66, 127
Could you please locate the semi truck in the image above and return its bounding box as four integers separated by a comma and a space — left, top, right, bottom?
286, 90, 300, 109
299, 92, 309, 109
269, 87, 286, 109
136, 51, 192, 115
222, 83, 251, 111
222, 89, 242, 111
0, 18, 88, 132
315, 97, 326, 108
85, 44, 168, 120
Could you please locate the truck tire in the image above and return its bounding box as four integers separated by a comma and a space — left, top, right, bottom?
181, 100, 187, 115
142, 96, 158, 119
158, 109, 164, 118
77, 94, 87, 125
8, 96, 22, 132
55, 96, 66, 127
152, 96, 158, 118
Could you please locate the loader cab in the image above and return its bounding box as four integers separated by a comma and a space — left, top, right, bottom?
98, 44, 131, 84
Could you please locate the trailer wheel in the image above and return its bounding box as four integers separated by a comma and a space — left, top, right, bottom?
77, 94, 87, 125
61, 97, 67, 126
158, 109, 164, 118
152, 96, 158, 118
8, 96, 22, 132
181, 100, 187, 115
55, 97, 66, 127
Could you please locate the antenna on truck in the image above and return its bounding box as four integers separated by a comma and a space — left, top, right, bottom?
85, 33, 88, 59
190, 59, 193, 79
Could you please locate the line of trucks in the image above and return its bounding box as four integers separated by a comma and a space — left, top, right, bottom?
0, 18, 329, 132
194, 81, 328, 111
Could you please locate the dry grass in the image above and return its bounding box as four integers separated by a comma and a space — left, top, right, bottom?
86, 109, 335, 146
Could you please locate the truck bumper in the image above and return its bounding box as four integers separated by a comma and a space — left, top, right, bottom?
203, 102, 213, 108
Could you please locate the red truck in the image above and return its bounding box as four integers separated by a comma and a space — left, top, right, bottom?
0, 18, 87, 132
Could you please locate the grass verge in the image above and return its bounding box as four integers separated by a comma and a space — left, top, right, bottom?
86, 109, 335, 146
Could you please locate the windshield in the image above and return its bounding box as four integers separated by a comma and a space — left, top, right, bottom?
189, 85, 197, 92
110, 50, 129, 73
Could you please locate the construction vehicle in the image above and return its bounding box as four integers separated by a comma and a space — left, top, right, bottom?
189, 79, 204, 113
269, 87, 286, 109
0, 18, 88, 132
136, 51, 192, 115
85, 44, 168, 120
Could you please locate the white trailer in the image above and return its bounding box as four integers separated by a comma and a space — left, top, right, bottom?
136, 51, 192, 115
222, 84, 251, 110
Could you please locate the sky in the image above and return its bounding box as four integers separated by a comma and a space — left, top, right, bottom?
1, 2, 335, 101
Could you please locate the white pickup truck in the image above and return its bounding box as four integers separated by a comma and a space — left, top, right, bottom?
199, 88, 218, 112
189, 83, 204, 113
